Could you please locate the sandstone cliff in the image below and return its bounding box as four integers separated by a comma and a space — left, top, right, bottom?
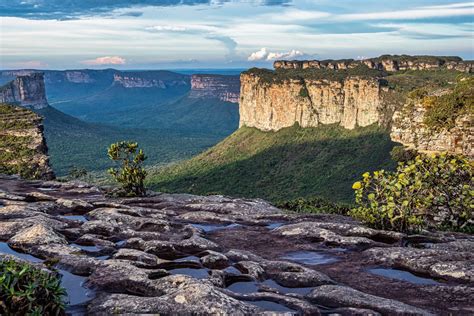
0, 103, 54, 179
113, 72, 189, 89
189, 74, 240, 103
239, 71, 389, 131
274, 55, 473, 73
0, 73, 49, 109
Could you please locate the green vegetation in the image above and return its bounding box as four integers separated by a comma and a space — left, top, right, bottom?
276, 196, 350, 215
390, 146, 418, 163
351, 153, 473, 233
108, 141, 147, 196
148, 124, 397, 203
423, 77, 474, 130
36, 106, 225, 176
0, 259, 66, 315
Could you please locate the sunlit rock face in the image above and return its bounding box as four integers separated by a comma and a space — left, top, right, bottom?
0, 73, 49, 110
113, 72, 189, 89
189, 74, 240, 103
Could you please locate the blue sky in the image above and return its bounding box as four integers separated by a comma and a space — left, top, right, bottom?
1, 0, 473, 69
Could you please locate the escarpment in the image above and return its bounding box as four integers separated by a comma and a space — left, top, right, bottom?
189, 74, 240, 103
113, 72, 189, 88
0, 103, 54, 179
0, 73, 49, 109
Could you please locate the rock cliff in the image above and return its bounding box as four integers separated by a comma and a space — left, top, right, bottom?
274, 55, 473, 73
239, 71, 389, 131
0, 73, 49, 109
0, 104, 54, 179
113, 71, 189, 89
189, 74, 240, 103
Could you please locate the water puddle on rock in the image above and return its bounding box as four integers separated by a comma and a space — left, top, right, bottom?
62, 215, 88, 222
175, 255, 201, 262
169, 267, 210, 279
227, 281, 259, 294
71, 243, 101, 252
281, 251, 338, 265
38, 187, 57, 192
191, 223, 241, 232
368, 268, 440, 285
0, 243, 94, 306
223, 266, 242, 275
249, 301, 297, 313
266, 222, 285, 229
262, 279, 313, 295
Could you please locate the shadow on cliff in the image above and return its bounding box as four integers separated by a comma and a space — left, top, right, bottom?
151, 126, 398, 203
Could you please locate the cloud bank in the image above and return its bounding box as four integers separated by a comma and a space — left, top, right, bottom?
248, 48, 306, 61
82, 56, 126, 66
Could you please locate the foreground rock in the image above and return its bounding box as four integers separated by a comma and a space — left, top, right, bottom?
0, 175, 473, 315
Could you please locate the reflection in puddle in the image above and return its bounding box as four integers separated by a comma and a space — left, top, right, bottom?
175, 255, 201, 262
59, 269, 94, 305
281, 251, 338, 265
267, 222, 285, 229
227, 281, 259, 294
38, 187, 57, 192
250, 300, 297, 313
224, 266, 242, 275
116, 240, 126, 247
262, 279, 313, 295
169, 268, 209, 279
368, 268, 440, 285
191, 223, 241, 232
71, 243, 101, 252
0, 242, 43, 262
62, 215, 88, 222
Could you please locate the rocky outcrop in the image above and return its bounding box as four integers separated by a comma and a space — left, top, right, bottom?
113, 72, 189, 89
0, 176, 472, 314
274, 55, 473, 73
0, 73, 49, 109
189, 74, 240, 103
239, 73, 387, 130
0, 104, 54, 180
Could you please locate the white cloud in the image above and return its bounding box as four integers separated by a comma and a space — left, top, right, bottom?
82, 56, 126, 65
273, 9, 331, 22
421, 2, 474, 10
146, 25, 187, 32
248, 48, 305, 61
338, 7, 474, 21
7, 60, 49, 68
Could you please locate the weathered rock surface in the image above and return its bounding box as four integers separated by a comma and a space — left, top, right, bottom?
189, 74, 240, 103
0, 175, 472, 315
113, 71, 189, 89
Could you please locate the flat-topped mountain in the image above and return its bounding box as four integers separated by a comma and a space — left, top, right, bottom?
0, 73, 49, 109
189, 74, 240, 103
274, 55, 473, 73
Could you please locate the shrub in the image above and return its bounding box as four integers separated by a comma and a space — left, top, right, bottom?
276, 196, 351, 215
67, 166, 88, 180
107, 141, 147, 197
350, 153, 473, 233
0, 259, 66, 315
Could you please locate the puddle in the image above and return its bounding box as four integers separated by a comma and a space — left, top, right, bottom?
224, 266, 242, 275
38, 187, 57, 192
62, 215, 88, 222
115, 240, 126, 247
0, 242, 43, 262
368, 268, 440, 285
169, 268, 209, 279
267, 222, 285, 229
262, 279, 313, 295
227, 281, 259, 294
249, 301, 297, 313
71, 243, 101, 252
95, 255, 109, 260
281, 251, 338, 265
59, 269, 95, 305
191, 223, 241, 233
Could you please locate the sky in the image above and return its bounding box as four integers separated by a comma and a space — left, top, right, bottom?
1, 0, 473, 69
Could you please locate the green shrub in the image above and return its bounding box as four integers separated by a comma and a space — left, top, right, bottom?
0, 259, 66, 315
350, 153, 473, 233
276, 196, 351, 215
299, 86, 309, 98
107, 141, 147, 196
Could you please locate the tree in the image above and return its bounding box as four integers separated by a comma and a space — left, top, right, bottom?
107, 141, 147, 196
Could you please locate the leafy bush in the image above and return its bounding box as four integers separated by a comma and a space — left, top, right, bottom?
108, 141, 147, 196
0, 259, 66, 315
276, 196, 351, 215
350, 153, 473, 233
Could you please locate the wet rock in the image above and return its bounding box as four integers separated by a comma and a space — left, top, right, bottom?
0, 221, 32, 239
263, 260, 334, 288
225, 249, 264, 262
307, 285, 433, 315
9, 224, 67, 249
112, 248, 162, 266
235, 261, 266, 280
81, 220, 120, 237
200, 250, 229, 269
56, 198, 93, 212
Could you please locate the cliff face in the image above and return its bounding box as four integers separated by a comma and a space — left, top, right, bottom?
189, 75, 240, 103
113, 72, 189, 89
274, 55, 473, 73
0, 103, 54, 179
0, 73, 49, 109
239, 73, 386, 130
